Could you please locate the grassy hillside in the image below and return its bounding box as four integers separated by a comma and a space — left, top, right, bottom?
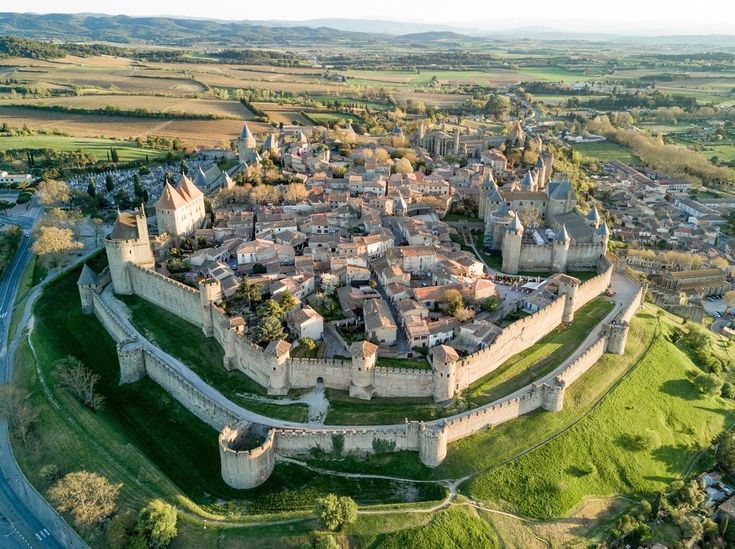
463, 309, 735, 519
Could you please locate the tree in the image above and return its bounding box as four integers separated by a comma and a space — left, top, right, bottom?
717, 432, 735, 477
32, 226, 83, 267
106, 510, 137, 549
258, 299, 283, 319
54, 356, 105, 411
453, 306, 475, 323
48, 471, 121, 526
87, 177, 96, 198
442, 289, 464, 315
253, 314, 285, 344
320, 273, 339, 296
315, 494, 357, 531
91, 217, 105, 247
135, 499, 178, 548
393, 157, 413, 174
724, 289, 735, 309
105, 174, 114, 193
694, 372, 722, 396
252, 262, 267, 274
0, 385, 37, 448
481, 297, 500, 312
284, 182, 308, 202
38, 179, 70, 207
278, 290, 298, 313
299, 337, 317, 351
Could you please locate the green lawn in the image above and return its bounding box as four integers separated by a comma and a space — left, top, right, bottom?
462, 310, 735, 519
118, 294, 309, 422
324, 389, 459, 425
14, 257, 444, 548
352, 506, 501, 548
376, 356, 430, 370
573, 141, 640, 164
465, 297, 614, 406
0, 135, 165, 161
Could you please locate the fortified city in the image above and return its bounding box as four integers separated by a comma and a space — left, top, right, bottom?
1, 3, 735, 548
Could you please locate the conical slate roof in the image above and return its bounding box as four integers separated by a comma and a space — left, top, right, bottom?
487, 187, 503, 203
555, 224, 571, 242
492, 201, 510, 217
586, 206, 601, 224
77, 263, 97, 286
596, 223, 609, 236
240, 122, 253, 139
195, 167, 208, 188
482, 172, 496, 189
521, 171, 535, 188
507, 212, 523, 233
535, 155, 545, 167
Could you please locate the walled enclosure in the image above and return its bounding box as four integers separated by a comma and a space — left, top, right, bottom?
78, 250, 643, 488
104, 229, 614, 402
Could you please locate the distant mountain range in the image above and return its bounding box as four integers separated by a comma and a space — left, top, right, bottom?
1, 12, 734, 49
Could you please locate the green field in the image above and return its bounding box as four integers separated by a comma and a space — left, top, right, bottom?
463, 309, 735, 520
464, 297, 614, 406
0, 134, 165, 161
573, 141, 640, 163
302, 111, 362, 124
13, 257, 445, 546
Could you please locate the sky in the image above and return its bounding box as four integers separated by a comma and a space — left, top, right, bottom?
2, 0, 734, 34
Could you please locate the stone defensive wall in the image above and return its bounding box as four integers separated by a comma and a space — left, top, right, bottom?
127, 264, 203, 327
78, 253, 645, 488
455, 295, 566, 390
573, 256, 614, 312
106, 251, 616, 403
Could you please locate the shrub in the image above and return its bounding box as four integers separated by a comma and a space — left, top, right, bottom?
315, 494, 357, 531
135, 499, 178, 548
331, 434, 344, 456
722, 383, 735, 399
694, 373, 723, 396
372, 438, 396, 453
40, 464, 61, 483
48, 471, 121, 526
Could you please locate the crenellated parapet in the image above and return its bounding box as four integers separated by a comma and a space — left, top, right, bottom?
219, 422, 276, 489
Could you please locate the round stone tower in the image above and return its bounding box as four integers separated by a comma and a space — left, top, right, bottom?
606, 320, 630, 355
265, 339, 291, 395
540, 380, 565, 412
219, 422, 276, 489
484, 202, 513, 251
349, 341, 378, 400
501, 213, 524, 275
105, 206, 154, 295
432, 345, 459, 402
418, 422, 448, 467
551, 224, 571, 273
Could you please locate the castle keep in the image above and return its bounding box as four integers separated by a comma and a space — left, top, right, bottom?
481, 172, 609, 275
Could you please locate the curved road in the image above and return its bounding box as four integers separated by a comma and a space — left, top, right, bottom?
0, 206, 88, 549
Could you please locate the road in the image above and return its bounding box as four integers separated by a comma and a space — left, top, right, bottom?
0, 204, 87, 549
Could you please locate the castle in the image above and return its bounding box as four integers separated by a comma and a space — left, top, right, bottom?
480, 171, 609, 275
154, 174, 207, 237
